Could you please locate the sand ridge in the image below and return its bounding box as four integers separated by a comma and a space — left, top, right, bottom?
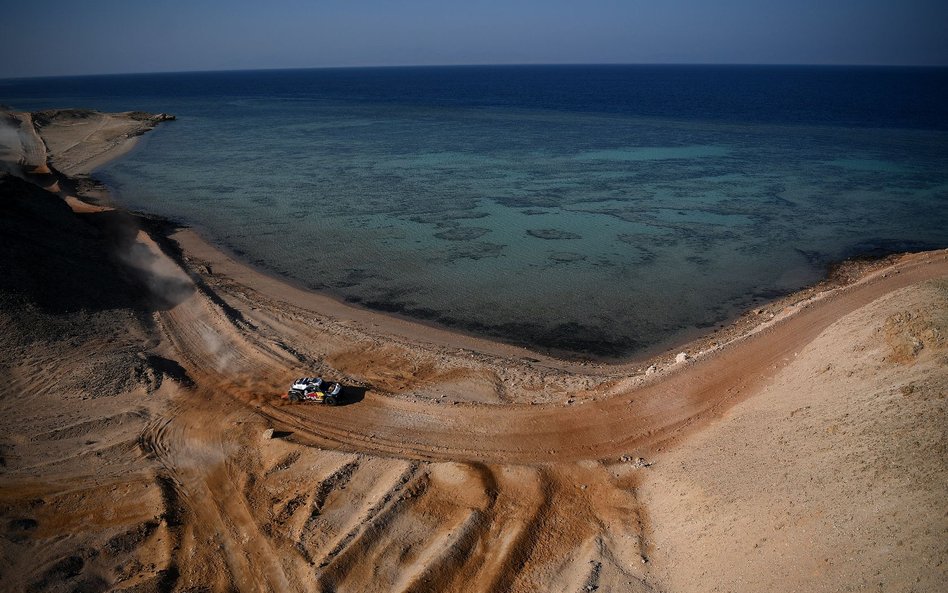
0, 109, 945, 592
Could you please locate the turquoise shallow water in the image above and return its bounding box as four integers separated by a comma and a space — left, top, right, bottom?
5, 67, 946, 358
99, 106, 948, 357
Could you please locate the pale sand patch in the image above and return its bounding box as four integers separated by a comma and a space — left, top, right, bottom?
641, 280, 948, 593
31, 109, 171, 176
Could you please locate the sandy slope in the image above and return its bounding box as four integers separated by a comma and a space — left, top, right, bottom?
0, 109, 945, 593
641, 280, 948, 592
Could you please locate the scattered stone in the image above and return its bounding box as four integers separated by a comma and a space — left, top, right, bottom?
645, 365, 657, 376
675, 352, 689, 364
262, 428, 274, 439
910, 336, 924, 355
620, 455, 652, 468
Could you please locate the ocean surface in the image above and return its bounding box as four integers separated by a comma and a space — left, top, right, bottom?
3, 66, 948, 358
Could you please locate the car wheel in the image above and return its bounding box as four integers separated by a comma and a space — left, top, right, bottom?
289, 392, 301, 403
325, 396, 337, 406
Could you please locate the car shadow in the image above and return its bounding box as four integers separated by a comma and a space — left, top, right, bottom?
336, 385, 367, 407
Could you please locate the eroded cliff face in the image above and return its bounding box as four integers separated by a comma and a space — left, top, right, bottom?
0, 111, 50, 177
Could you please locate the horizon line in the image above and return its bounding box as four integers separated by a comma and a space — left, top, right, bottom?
4, 61, 947, 82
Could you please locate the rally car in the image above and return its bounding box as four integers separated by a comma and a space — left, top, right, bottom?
284, 377, 343, 405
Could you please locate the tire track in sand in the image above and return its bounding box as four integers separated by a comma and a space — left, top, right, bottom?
233, 251, 948, 463
148, 238, 946, 591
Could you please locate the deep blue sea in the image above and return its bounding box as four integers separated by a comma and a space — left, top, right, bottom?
3, 66, 947, 358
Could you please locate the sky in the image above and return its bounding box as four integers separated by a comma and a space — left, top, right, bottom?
1, 0, 947, 78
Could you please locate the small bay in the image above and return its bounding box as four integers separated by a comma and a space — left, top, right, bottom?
4, 65, 946, 358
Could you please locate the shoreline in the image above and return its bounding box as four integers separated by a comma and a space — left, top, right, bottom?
6, 107, 943, 377
36, 107, 942, 373
163, 219, 931, 376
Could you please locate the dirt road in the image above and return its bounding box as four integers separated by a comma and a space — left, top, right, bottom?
162, 243, 948, 464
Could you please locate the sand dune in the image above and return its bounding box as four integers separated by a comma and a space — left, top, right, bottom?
0, 109, 944, 592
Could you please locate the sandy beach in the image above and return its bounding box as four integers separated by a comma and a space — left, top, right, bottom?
1, 109, 945, 592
